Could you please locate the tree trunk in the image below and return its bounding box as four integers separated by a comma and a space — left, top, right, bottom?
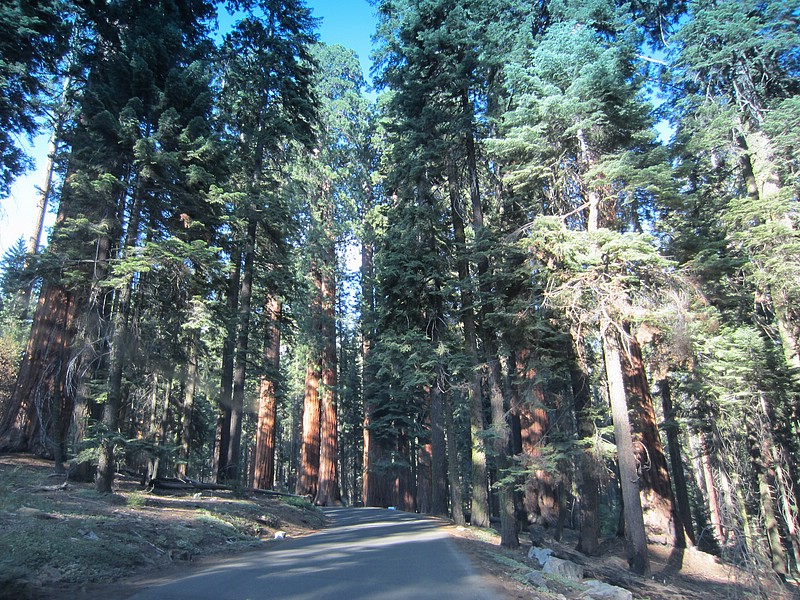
226, 216, 257, 483
97, 179, 144, 493
446, 390, 465, 524
214, 248, 241, 482
603, 326, 650, 576
488, 353, 518, 548
571, 339, 601, 556
254, 297, 281, 490
513, 350, 559, 530
177, 332, 199, 479
430, 372, 448, 515
297, 258, 322, 498
447, 156, 489, 527
659, 378, 695, 545
315, 251, 340, 506
417, 422, 433, 514
623, 327, 685, 547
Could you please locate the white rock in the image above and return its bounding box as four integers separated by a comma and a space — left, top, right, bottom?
274, 531, 287, 540
542, 556, 584, 582
580, 579, 633, 600
528, 545, 554, 566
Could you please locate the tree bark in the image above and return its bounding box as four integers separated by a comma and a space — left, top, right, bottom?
622, 327, 685, 547
226, 215, 257, 482
513, 350, 559, 530
488, 353, 519, 548
446, 390, 466, 524
659, 378, 695, 545
570, 339, 601, 556
214, 248, 241, 482
177, 332, 199, 479
603, 326, 650, 576
447, 156, 489, 527
254, 297, 281, 490
297, 258, 323, 498
315, 249, 340, 506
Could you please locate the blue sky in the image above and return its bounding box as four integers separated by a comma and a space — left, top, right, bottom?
309, 0, 377, 83
0, 0, 379, 257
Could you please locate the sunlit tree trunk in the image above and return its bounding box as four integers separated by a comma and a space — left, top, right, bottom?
315, 246, 340, 506
603, 325, 650, 576
254, 297, 281, 490
623, 328, 685, 547
297, 259, 322, 498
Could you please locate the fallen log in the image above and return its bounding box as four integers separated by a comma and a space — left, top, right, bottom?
150, 477, 305, 499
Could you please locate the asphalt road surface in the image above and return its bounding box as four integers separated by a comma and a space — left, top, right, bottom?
127, 507, 503, 600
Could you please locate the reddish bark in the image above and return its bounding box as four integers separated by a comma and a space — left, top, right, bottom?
253, 298, 281, 490
513, 350, 559, 528
623, 327, 685, 547
296, 356, 321, 498
0, 283, 81, 461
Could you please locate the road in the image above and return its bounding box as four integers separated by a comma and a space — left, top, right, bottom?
127, 507, 503, 600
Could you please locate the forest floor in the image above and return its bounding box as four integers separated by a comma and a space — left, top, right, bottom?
448, 520, 799, 600
0, 454, 326, 599
1, 454, 797, 600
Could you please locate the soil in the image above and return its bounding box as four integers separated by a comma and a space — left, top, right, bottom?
447, 523, 799, 600
2, 454, 797, 600
0, 454, 325, 600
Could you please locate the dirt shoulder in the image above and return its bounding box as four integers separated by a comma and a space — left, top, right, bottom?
0, 454, 326, 600
446, 523, 798, 600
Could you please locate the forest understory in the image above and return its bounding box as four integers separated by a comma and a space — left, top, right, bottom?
1, 0, 799, 593
1, 455, 796, 600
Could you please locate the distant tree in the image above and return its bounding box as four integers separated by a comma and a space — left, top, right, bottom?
0, 0, 68, 196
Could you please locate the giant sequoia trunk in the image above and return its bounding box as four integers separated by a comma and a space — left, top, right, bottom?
0, 283, 81, 462
622, 327, 685, 547
603, 326, 650, 576
253, 297, 281, 490
513, 350, 559, 531
297, 260, 323, 498
297, 351, 321, 498
315, 252, 341, 506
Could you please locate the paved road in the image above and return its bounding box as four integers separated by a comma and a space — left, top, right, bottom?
127, 507, 502, 600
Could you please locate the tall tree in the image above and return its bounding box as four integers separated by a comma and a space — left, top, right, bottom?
216, 0, 318, 482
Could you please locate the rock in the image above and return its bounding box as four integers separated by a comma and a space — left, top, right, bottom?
274, 531, 287, 540
580, 579, 633, 600
525, 570, 549, 591
528, 545, 554, 567
542, 556, 584, 582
